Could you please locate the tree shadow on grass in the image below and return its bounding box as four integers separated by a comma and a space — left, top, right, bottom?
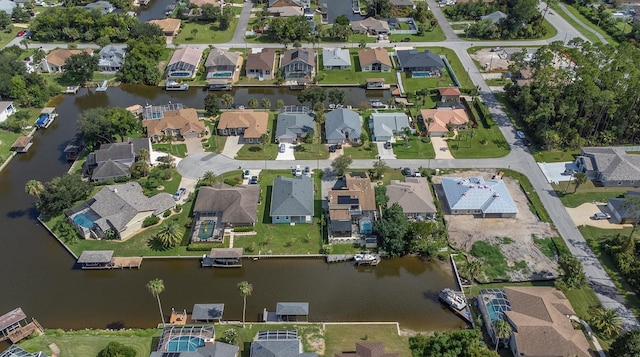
148, 236, 168, 251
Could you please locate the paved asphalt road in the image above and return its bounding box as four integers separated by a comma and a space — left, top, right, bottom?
9, 0, 637, 330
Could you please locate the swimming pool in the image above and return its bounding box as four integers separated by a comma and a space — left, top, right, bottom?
486, 299, 504, 323
360, 219, 373, 234
166, 336, 205, 352
412, 72, 432, 78
198, 220, 215, 239
73, 213, 95, 229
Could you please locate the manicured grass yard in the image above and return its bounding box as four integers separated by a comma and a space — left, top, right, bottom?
214, 324, 324, 357
19, 329, 161, 357
231, 170, 323, 255
294, 142, 329, 160
532, 150, 579, 163
0, 129, 24, 161
404, 47, 475, 91
0, 26, 20, 48
152, 143, 188, 158
344, 143, 378, 159
324, 324, 411, 357
392, 136, 435, 159
205, 121, 227, 153
319, 50, 397, 85
173, 19, 239, 44
552, 179, 628, 208
447, 126, 509, 159
388, 24, 446, 42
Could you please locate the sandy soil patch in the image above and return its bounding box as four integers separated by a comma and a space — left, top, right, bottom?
433, 169, 558, 281
566, 202, 631, 229
305, 332, 325, 355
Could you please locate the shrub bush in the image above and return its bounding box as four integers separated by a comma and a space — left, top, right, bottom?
233, 226, 254, 232
143, 216, 160, 227
163, 210, 171, 217
186, 242, 225, 251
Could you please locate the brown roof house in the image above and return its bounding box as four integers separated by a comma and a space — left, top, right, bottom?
328, 172, 376, 240
38, 48, 94, 73
420, 108, 469, 137
478, 287, 592, 357
216, 110, 269, 144
192, 183, 260, 241
189, 0, 222, 7
439, 87, 461, 102
358, 48, 392, 73
205, 48, 243, 83
351, 17, 390, 35
166, 46, 203, 79
281, 48, 316, 82
142, 108, 207, 142
335, 342, 399, 357
66, 182, 176, 240
386, 177, 436, 220
246, 48, 277, 81
148, 18, 182, 36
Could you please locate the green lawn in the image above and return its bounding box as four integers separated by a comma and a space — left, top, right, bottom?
344, 143, 378, 159
391, 135, 435, 159
294, 143, 329, 160
401, 72, 454, 94
0, 26, 21, 48
0, 129, 26, 161
463, 19, 557, 41
231, 170, 324, 255
19, 329, 161, 357
173, 19, 239, 44
214, 324, 324, 357
532, 150, 579, 163
235, 111, 279, 160
412, 47, 475, 89
552, 179, 628, 208
388, 25, 446, 42
579, 225, 640, 321
204, 121, 227, 153
318, 50, 397, 85
502, 169, 552, 223
550, 3, 603, 44
324, 324, 411, 357
152, 143, 188, 158
447, 99, 509, 159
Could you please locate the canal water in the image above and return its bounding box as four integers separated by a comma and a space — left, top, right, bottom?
136, 0, 177, 22
0, 86, 463, 332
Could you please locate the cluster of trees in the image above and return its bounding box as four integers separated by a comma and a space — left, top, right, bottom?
64, 0, 131, 11
30, 7, 137, 43
63, 51, 98, 85
330, 15, 352, 41
568, 2, 640, 44
267, 16, 312, 45
505, 40, 640, 150
610, 329, 640, 356
197, 4, 234, 31
26, 174, 93, 216
98, 342, 136, 357
600, 225, 640, 293
0, 46, 61, 107
77, 107, 142, 151
117, 23, 166, 86
375, 202, 447, 257
444, 0, 548, 39
409, 329, 499, 357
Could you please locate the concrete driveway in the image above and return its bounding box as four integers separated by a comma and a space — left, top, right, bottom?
431, 137, 454, 159
221, 135, 244, 158
184, 137, 203, 155
276, 143, 296, 160
565, 202, 632, 229
538, 161, 580, 183
376, 142, 396, 159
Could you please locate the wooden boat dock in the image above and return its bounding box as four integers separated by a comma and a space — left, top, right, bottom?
64, 86, 80, 94
77, 250, 142, 269
95, 80, 108, 92
326, 254, 354, 263
201, 248, 243, 268
0, 308, 44, 344
444, 254, 475, 327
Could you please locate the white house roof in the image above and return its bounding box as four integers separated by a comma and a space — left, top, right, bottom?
441, 176, 518, 214
322, 48, 350, 67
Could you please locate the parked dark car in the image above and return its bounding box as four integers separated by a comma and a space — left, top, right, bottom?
329, 145, 336, 152
401, 37, 411, 42
402, 167, 413, 176
249, 176, 259, 184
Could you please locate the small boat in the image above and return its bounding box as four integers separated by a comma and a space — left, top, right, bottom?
369, 100, 389, 109
35, 107, 57, 129
165, 80, 189, 91
439, 288, 467, 310
95, 80, 108, 92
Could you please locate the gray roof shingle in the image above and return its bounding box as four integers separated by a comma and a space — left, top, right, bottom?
325, 108, 362, 142
322, 48, 351, 67
193, 183, 260, 225
192, 303, 225, 321
275, 112, 315, 142
386, 177, 436, 215
396, 50, 444, 71
581, 147, 640, 182
77, 250, 114, 264
276, 302, 309, 316
370, 112, 410, 140
270, 176, 314, 217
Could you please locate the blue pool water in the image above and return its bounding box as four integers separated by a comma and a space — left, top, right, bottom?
211, 72, 232, 78
486, 299, 502, 322
150, 112, 163, 119
73, 213, 95, 229
412, 73, 431, 78
166, 336, 205, 352
360, 220, 373, 234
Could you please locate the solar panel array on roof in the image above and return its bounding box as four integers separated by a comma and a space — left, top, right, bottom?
337, 196, 358, 205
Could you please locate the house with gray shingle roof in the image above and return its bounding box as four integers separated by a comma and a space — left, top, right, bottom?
386, 177, 436, 219
325, 108, 363, 145
441, 176, 517, 217
322, 48, 351, 70
275, 107, 315, 144
85, 138, 152, 182
396, 49, 444, 77
205, 48, 243, 82
608, 190, 640, 224
98, 45, 126, 72
576, 147, 640, 187
166, 46, 203, 79
270, 176, 314, 224
66, 182, 176, 240
480, 10, 507, 24
370, 112, 412, 142
250, 330, 317, 357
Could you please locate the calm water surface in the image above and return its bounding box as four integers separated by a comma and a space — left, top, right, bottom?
0, 86, 463, 332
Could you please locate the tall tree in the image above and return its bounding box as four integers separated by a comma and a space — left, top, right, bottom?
621, 195, 640, 242
147, 278, 166, 328
589, 307, 621, 338
573, 172, 587, 193
371, 159, 388, 179
327, 88, 346, 105
204, 92, 220, 116
375, 203, 410, 256
331, 154, 352, 177
261, 98, 271, 109
201, 171, 216, 186
37, 174, 92, 215
63, 52, 98, 85
248, 98, 259, 109
610, 329, 640, 357
221, 94, 234, 108
237, 281, 253, 327
493, 320, 512, 350
156, 220, 184, 248
25, 179, 44, 198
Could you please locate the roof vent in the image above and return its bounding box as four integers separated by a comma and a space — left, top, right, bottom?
493, 193, 500, 197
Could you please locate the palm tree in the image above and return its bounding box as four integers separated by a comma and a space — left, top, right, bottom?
191, 28, 198, 38
25, 179, 44, 198
237, 281, 253, 327
156, 220, 184, 248
589, 307, 621, 337
248, 98, 259, 109
201, 171, 216, 186
20, 38, 29, 50
493, 319, 512, 350
221, 94, 234, 109
137, 148, 150, 162
465, 259, 484, 283
261, 98, 271, 109
147, 278, 166, 328
573, 172, 587, 193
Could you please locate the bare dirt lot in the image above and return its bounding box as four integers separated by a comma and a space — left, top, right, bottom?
433, 170, 559, 281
